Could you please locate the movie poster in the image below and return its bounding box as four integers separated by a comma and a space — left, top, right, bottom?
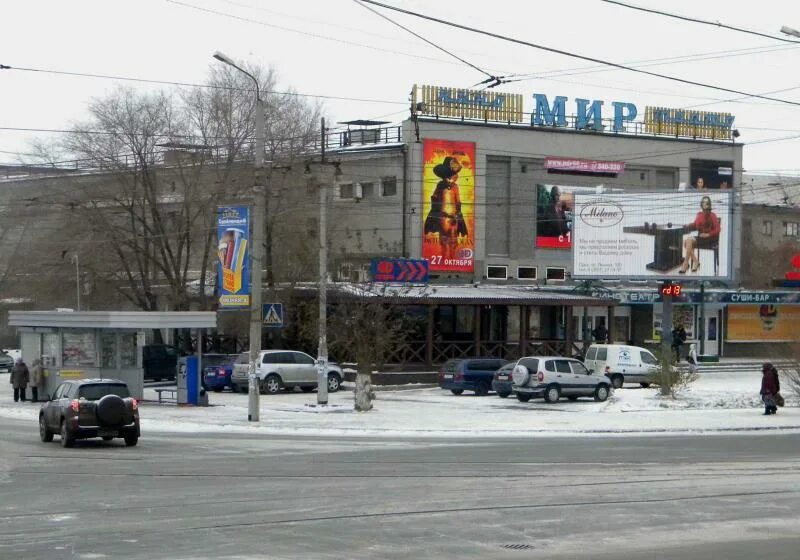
422, 139, 476, 272
217, 206, 250, 309
535, 184, 601, 249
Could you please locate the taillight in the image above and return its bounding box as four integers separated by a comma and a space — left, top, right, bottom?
455, 371, 464, 380
70, 399, 80, 412
218, 368, 225, 375
131, 398, 138, 411
537, 371, 544, 382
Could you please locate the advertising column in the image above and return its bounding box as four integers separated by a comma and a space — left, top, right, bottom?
422, 139, 476, 273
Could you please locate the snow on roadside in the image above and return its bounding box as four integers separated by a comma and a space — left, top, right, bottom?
0, 368, 798, 438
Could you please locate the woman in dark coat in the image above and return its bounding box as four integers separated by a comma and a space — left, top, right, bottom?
10, 358, 30, 402
760, 362, 780, 415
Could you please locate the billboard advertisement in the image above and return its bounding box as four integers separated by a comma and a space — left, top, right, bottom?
422, 139, 475, 272
217, 206, 250, 309
536, 184, 607, 249
727, 305, 800, 342
572, 192, 732, 280
689, 159, 734, 190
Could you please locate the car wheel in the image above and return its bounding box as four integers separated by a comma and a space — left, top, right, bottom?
60, 420, 75, 448
516, 393, 532, 402
124, 434, 139, 447
450, 389, 464, 395
610, 374, 624, 389
543, 384, 561, 403
327, 373, 341, 393
594, 384, 610, 402
261, 374, 282, 395
301, 386, 315, 393
497, 391, 511, 399
474, 380, 490, 396
230, 383, 239, 393
39, 415, 53, 443
102, 435, 114, 441
640, 382, 651, 388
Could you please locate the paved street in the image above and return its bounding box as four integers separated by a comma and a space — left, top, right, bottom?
1, 417, 799, 559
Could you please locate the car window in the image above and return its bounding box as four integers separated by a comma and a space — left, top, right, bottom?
555, 360, 573, 374
52, 384, 67, 400
468, 360, 499, 371
293, 353, 316, 365
544, 360, 556, 372
596, 348, 608, 361
235, 353, 250, 364
441, 360, 461, 373
203, 354, 231, 366
264, 352, 292, 364
570, 361, 591, 376
518, 358, 538, 373
78, 384, 130, 400
497, 363, 515, 373
164, 346, 179, 359
585, 348, 597, 361
641, 351, 658, 365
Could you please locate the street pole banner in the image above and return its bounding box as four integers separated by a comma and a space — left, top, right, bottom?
572, 191, 732, 280
422, 139, 476, 273
217, 206, 250, 309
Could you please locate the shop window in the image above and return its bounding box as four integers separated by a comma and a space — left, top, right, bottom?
381, 176, 397, 197
486, 265, 508, 280
62, 331, 97, 368
517, 266, 537, 280
784, 222, 799, 237
546, 267, 566, 281
100, 333, 117, 368
120, 333, 137, 368
762, 220, 773, 236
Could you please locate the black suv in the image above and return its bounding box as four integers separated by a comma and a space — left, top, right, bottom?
143, 344, 179, 381
39, 379, 140, 447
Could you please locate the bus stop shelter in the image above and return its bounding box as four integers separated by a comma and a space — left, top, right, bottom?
8, 311, 217, 400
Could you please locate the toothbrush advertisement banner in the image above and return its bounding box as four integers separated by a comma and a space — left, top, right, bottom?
217, 206, 250, 309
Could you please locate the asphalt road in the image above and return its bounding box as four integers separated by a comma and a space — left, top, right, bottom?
1, 417, 799, 560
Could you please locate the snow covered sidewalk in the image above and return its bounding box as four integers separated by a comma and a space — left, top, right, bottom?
0, 368, 798, 438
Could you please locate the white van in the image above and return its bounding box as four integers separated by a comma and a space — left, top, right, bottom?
584, 344, 660, 389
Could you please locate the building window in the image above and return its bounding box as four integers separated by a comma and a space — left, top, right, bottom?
546, 267, 566, 281
784, 222, 799, 237
338, 183, 354, 199
486, 265, 508, 280
360, 182, 373, 199
381, 176, 397, 197
517, 266, 537, 280
762, 220, 773, 236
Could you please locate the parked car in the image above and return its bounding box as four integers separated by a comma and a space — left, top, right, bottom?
231, 350, 344, 395
491, 362, 515, 398
39, 379, 140, 447
511, 356, 612, 403
438, 358, 509, 396
583, 344, 660, 389
0, 350, 14, 373
143, 344, 180, 381
201, 353, 239, 392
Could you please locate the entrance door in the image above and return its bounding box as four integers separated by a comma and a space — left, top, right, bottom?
696, 306, 721, 356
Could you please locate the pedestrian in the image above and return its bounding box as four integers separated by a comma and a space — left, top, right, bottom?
760, 362, 780, 415
30, 358, 44, 403
670, 324, 687, 362
591, 322, 608, 343
10, 358, 30, 403
687, 343, 699, 374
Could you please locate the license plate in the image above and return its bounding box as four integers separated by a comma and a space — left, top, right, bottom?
443, 374, 453, 379
206, 372, 216, 376
98, 430, 116, 438
498, 375, 508, 380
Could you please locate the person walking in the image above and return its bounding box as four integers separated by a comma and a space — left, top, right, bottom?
760, 363, 780, 415
10, 358, 30, 402
670, 324, 686, 362
30, 358, 44, 403
687, 343, 699, 374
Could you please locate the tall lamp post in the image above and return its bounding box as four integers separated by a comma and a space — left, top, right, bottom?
213, 51, 266, 422
71, 253, 80, 311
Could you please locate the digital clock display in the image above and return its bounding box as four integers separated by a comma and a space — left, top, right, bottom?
660, 282, 682, 296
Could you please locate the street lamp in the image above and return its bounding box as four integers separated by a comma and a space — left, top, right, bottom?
71, 253, 80, 311
780, 25, 800, 38
213, 51, 266, 422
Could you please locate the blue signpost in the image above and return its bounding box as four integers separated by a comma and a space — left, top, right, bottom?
370, 258, 429, 283
262, 303, 284, 328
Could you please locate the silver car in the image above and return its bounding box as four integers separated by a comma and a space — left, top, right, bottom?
231, 350, 344, 395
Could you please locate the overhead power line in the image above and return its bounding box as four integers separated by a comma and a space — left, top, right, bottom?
602, 0, 800, 44
358, 0, 800, 107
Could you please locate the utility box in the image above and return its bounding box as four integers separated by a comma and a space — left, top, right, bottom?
178, 356, 200, 405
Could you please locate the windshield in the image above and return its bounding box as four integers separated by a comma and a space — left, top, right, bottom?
203, 354, 234, 366
77, 384, 130, 400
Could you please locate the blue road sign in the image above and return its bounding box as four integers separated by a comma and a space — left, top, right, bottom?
262, 303, 284, 328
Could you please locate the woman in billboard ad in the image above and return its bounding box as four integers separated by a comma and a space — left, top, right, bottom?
422, 139, 475, 272
680, 195, 721, 274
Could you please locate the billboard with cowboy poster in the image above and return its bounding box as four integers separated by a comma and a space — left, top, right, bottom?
422, 139, 476, 272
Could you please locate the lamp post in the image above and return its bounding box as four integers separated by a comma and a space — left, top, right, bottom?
71, 253, 80, 311
780, 25, 800, 38
213, 51, 265, 422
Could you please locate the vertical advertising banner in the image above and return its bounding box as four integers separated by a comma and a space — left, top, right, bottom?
727, 305, 800, 342
535, 184, 602, 249
422, 139, 476, 272
689, 159, 734, 190
217, 206, 250, 309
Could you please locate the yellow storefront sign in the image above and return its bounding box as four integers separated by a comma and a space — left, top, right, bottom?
412, 84, 524, 123
727, 305, 800, 342
59, 370, 85, 378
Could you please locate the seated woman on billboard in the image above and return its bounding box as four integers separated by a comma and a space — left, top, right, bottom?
679, 195, 720, 274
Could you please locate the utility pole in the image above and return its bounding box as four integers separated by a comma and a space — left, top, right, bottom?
213, 51, 264, 421
660, 285, 673, 396
72, 253, 80, 311
317, 118, 329, 405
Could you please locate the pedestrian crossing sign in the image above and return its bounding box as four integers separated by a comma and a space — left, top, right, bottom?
262, 303, 284, 328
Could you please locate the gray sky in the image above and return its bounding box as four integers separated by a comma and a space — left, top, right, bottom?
3, 0, 800, 173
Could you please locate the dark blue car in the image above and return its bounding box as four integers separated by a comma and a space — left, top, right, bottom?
201, 353, 239, 392
491, 362, 515, 398
438, 358, 509, 396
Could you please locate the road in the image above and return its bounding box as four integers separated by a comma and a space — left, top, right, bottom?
0, 417, 798, 559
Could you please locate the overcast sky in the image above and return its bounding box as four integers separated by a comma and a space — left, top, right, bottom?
3, 0, 800, 173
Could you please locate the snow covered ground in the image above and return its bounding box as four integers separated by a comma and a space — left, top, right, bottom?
0, 367, 797, 438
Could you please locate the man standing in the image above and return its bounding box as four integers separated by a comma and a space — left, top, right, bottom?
10, 358, 30, 402
591, 322, 608, 343
671, 324, 687, 362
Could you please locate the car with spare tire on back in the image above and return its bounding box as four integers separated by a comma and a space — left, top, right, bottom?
39, 379, 140, 447
511, 356, 612, 404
